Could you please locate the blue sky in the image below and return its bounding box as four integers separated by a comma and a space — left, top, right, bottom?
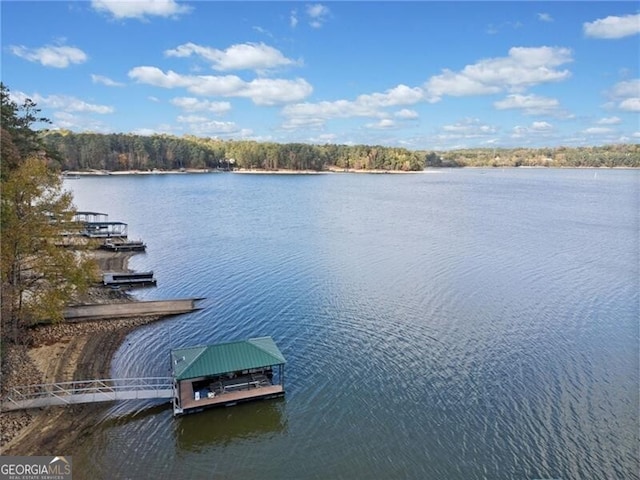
1, 1, 639, 150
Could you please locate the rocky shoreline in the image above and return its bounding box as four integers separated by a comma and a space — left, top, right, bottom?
0, 246, 178, 456
0, 295, 165, 453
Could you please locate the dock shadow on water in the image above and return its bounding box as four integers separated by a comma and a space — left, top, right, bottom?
174, 399, 287, 452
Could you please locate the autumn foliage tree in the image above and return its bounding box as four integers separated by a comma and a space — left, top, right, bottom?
1, 84, 97, 343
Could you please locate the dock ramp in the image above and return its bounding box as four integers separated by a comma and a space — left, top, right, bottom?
1, 377, 174, 412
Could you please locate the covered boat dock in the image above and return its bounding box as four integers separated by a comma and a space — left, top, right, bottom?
171, 336, 286, 415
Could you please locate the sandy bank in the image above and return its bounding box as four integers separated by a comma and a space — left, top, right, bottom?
63, 168, 215, 176
0, 251, 168, 454
233, 168, 327, 175
0, 303, 165, 454
233, 167, 425, 174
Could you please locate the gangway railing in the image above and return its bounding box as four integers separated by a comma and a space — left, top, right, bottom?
1, 377, 174, 412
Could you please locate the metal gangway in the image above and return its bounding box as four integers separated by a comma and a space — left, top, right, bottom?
1, 377, 174, 412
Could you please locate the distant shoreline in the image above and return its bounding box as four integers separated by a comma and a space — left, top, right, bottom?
62, 168, 432, 176
62, 168, 214, 176
61, 165, 637, 177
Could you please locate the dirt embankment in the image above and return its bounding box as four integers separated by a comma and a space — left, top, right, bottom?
0, 252, 167, 455
0, 305, 164, 454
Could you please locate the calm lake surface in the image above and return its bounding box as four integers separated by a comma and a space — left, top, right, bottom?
66, 169, 638, 479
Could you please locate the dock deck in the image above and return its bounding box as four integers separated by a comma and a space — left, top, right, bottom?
179, 383, 284, 412
171, 337, 287, 415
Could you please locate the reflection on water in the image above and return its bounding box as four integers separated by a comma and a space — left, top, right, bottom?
175, 399, 286, 452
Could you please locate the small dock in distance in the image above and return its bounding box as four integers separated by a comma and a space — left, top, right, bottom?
100, 240, 147, 252
102, 271, 156, 288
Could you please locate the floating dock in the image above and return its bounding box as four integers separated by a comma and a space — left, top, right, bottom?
100, 240, 147, 252
102, 271, 156, 288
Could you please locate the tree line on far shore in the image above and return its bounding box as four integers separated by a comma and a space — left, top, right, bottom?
423, 144, 640, 168
41, 131, 640, 172
42, 131, 425, 172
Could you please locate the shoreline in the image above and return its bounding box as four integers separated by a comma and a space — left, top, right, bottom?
0, 251, 172, 455
0, 300, 161, 455
63, 168, 214, 176
61, 165, 637, 178
233, 167, 423, 174
64, 167, 427, 176
0, 287, 166, 454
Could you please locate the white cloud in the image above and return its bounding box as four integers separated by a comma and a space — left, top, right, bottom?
252, 26, 273, 38
13, 91, 113, 114
91, 74, 125, 87
191, 121, 247, 136
306, 4, 330, 28
425, 46, 572, 101
394, 109, 419, 119
511, 121, 555, 139
129, 66, 196, 88
128, 66, 312, 105
596, 116, 621, 125
531, 121, 553, 131
170, 97, 231, 114
165, 42, 299, 72
282, 101, 366, 121
486, 21, 523, 35
280, 116, 326, 130
610, 78, 640, 98
537, 13, 553, 22
607, 79, 640, 111
290, 9, 298, 28
494, 93, 560, 115
173, 114, 245, 136
177, 114, 209, 123
133, 128, 161, 136
9, 44, 87, 68
309, 133, 338, 144
583, 127, 613, 134
365, 119, 397, 129
51, 111, 112, 132
357, 85, 424, 108
619, 98, 640, 112
425, 71, 501, 99
282, 84, 423, 129
132, 124, 174, 136
136, 45, 577, 139
583, 14, 640, 39
240, 78, 314, 105
441, 118, 497, 137
91, 0, 191, 19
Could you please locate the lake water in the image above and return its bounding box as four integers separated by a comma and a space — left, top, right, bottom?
65, 169, 638, 479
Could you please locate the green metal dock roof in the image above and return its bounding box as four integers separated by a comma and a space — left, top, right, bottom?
171, 336, 286, 381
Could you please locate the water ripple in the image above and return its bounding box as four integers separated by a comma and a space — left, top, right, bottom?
65, 170, 640, 480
